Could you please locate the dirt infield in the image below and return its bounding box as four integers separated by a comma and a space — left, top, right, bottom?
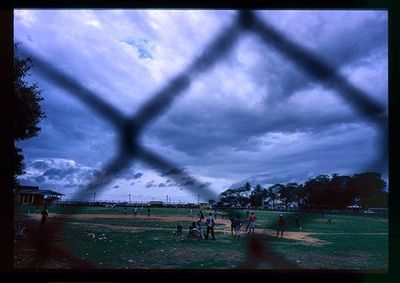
25, 213, 329, 245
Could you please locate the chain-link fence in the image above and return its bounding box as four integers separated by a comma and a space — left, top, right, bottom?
16, 10, 387, 270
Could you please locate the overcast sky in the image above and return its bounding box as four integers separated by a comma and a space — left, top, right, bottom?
14, 10, 388, 203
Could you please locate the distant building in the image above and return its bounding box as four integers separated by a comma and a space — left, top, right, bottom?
199, 203, 209, 209
15, 185, 65, 206
149, 200, 163, 207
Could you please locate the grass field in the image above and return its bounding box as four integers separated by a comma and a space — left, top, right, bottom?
14, 205, 388, 269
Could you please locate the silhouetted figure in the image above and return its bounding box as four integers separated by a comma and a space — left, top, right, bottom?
295, 213, 301, 229
39, 206, 49, 230
147, 206, 151, 216
198, 210, 204, 220
326, 214, 332, 224
175, 223, 183, 240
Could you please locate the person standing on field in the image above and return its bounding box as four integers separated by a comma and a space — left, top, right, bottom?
248, 212, 257, 234
229, 215, 235, 236
39, 206, 49, 230
295, 213, 301, 230
147, 205, 151, 216
233, 215, 243, 238
205, 212, 216, 240
276, 214, 285, 238
196, 218, 204, 239
198, 210, 204, 221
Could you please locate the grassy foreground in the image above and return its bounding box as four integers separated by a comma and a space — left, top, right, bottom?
14, 205, 388, 269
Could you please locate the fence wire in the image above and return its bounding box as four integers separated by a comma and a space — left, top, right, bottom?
16, 10, 387, 270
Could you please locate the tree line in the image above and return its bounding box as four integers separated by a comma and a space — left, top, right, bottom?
215, 172, 387, 210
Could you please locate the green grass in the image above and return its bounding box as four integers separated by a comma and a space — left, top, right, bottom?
60, 224, 246, 269
16, 205, 388, 269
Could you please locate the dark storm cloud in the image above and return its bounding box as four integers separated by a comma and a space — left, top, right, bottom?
159, 167, 188, 177
14, 10, 387, 200
146, 181, 155, 188
133, 172, 143, 179
34, 175, 45, 183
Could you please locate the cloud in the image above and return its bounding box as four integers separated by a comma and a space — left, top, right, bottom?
159, 167, 188, 177
14, 10, 387, 202
146, 180, 155, 188
18, 158, 101, 189
133, 172, 143, 179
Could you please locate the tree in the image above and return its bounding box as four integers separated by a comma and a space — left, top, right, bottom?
349, 172, 387, 208
265, 184, 284, 209
208, 199, 216, 207
330, 173, 353, 209
280, 183, 302, 209
249, 184, 267, 207
218, 182, 251, 208
303, 175, 332, 209
13, 42, 46, 185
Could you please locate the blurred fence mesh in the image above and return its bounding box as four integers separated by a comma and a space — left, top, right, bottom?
16, 10, 387, 270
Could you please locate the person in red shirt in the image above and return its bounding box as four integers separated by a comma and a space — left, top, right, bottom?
276, 214, 285, 238
247, 212, 257, 234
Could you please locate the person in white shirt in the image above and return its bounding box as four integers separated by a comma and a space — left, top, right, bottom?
205, 212, 216, 240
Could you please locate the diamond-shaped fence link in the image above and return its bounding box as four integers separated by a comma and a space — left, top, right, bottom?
16, 10, 387, 269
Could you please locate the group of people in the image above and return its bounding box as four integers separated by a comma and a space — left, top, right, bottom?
176, 210, 262, 241
122, 206, 150, 217
228, 212, 258, 238
175, 211, 216, 240
176, 210, 305, 241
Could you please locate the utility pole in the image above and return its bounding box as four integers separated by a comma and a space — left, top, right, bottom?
129, 194, 131, 203
197, 194, 200, 205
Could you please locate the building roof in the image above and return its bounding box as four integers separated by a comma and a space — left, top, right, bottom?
16, 186, 64, 196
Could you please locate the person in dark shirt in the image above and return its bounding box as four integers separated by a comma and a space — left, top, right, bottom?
295, 213, 301, 230
39, 206, 49, 229
147, 206, 151, 216
277, 214, 285, 238
175, 223, 183, 240
198, 210, 204, 220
